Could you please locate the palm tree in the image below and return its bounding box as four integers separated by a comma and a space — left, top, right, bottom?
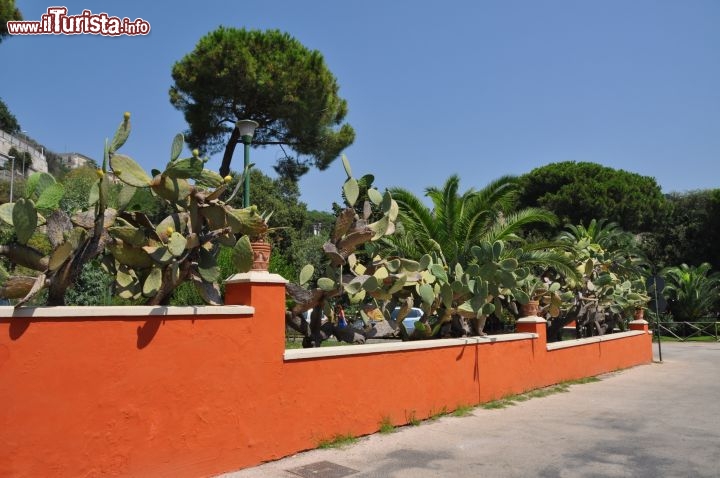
374, 174, 582, 336
662, 263, 720, 322
380, 175, 577, 334
385, 175, 560, 269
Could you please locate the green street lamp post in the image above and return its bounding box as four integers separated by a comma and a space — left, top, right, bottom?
236, 119, 259, 208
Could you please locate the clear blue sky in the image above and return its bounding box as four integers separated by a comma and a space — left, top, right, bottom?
3, 0, 719, 211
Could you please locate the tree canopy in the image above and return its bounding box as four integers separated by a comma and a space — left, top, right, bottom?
169, 27, 355, 179
0, 98, 20, 134
642, 189, 720, 271
518, 162, 666, 234
0, 0, 22, 43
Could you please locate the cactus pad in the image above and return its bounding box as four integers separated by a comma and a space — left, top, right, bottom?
25, 172, 55, 199
48, 241, 74, 271
110, 116, 131, 152
196, 169, 224, 189
231, 235, 253, 273
35, 183, 65, 210
168, 232, 187, 257
299, 264, 314, 285
12, 198, 37, 245
343, 178, 359, 207
164, 157, 204, 179
317, 277, 336, 291
110, 154, 152, 187
143, 267, 162, 297
170, 133, 184, 161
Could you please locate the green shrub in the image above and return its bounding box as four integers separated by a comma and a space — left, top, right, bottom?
65, 260, 113, 306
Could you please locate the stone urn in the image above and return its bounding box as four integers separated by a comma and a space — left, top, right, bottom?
250, 241, 272, 271
633, 308, 645, 321
520, 300, 540, 317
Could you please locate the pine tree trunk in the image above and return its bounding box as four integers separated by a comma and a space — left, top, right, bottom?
219, 127, 240, 177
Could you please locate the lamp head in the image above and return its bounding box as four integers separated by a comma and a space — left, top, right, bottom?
236, 119, 259, 143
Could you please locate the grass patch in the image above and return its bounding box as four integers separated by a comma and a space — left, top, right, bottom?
378, 416, 395, 434
428, 406, 449, 420
566, 377, 600, 385
317, 433, 358, 449
452, 404, 475, 417
482, 398, 516, 409
481, 377, 600, 410
524, 386, 568, 399
405, 410, 421, 426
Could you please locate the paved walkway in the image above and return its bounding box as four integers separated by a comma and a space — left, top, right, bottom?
221, 342, 720, 478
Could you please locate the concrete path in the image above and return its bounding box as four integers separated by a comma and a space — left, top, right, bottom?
221, 342, 720, 478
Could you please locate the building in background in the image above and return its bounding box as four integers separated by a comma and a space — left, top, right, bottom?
0, 131, 99, 176
0, 130, 48, 173
58, 152, 95, 169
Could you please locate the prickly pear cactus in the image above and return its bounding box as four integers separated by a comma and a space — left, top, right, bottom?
0, 113, 269, 307
0, 114, 129, 306
287, 157, 405, 345
287, 158, 521, 344
105, 130, 268, 305
287, 180, 538, 345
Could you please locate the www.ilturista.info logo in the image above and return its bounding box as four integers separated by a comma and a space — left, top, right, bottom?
6, 7, 150, 36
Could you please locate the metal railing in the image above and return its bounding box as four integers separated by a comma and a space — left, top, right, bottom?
656, 321, 720, 342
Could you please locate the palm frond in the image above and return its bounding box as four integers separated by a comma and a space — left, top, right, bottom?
514, 249, 580, 281
484, 208, 558, 244
471, 175, 519, 212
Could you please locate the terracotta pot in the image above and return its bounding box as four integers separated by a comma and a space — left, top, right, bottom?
520, 300, 540, 318
250, 241, 272, 271
634, 308, 644, 321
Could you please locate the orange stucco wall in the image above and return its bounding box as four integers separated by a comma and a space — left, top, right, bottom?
0, 274, 653, 477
